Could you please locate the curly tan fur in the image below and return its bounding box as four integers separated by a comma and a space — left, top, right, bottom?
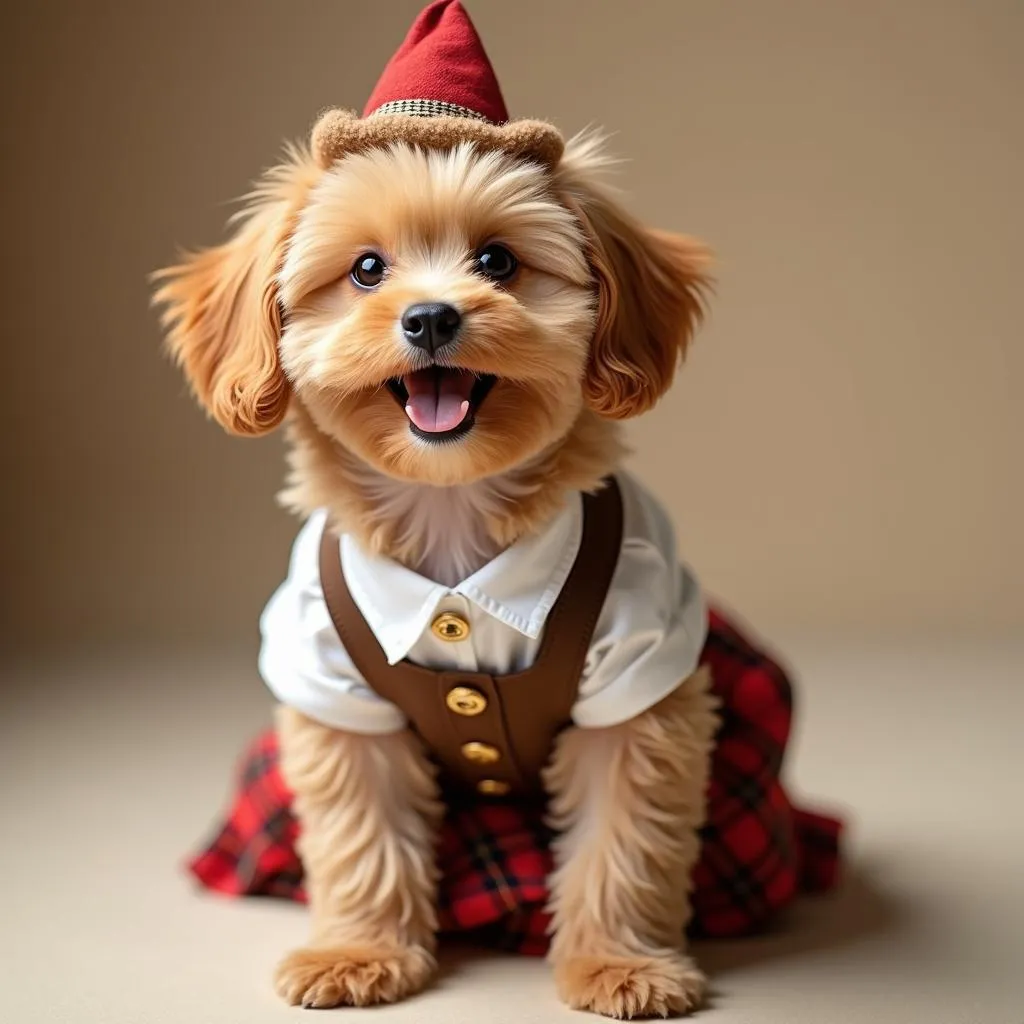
279, 401, 626, 575
545, 668, 720, 1018
152, 145, 320, 435
275, 945, 436, 1009
153, 135, 711, 558
556, 136, 713, 420
156, 129, 716, 1015
274, 708, 444, 1007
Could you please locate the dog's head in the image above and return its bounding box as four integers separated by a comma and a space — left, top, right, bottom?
154, 136, 710, 486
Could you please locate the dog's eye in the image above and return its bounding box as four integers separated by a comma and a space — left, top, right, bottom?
475, 243, 518, 282
351, 253, 387, 289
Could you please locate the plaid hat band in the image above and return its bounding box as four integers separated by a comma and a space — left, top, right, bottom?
370, 98, 494, 123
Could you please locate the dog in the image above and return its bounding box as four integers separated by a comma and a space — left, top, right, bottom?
154, 3, 719, 1017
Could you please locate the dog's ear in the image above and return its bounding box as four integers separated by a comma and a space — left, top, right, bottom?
152, 147, 319, 436
556, 135, 713, 420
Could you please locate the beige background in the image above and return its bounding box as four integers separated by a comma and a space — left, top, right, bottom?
3, 0, 1021, 655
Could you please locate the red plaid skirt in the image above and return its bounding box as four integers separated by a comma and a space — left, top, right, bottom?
188, 609, 842, 953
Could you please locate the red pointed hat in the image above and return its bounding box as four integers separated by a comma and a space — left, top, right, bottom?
312, 0, 563, 168
363, 0, 509, 124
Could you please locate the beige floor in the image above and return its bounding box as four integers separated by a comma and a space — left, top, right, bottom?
2, 635, 1022, 1024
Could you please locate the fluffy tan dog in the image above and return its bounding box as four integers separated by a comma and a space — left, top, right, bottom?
154, 3, 719, 1017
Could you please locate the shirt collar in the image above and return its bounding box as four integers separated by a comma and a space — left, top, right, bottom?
340, 493, 584, 665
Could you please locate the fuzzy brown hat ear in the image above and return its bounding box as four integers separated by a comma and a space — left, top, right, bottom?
557, 136, 713, 420
152, 147, 320, 436
311, 108, 564, 169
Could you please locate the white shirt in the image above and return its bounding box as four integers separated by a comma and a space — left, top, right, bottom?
259, 471, 707, 734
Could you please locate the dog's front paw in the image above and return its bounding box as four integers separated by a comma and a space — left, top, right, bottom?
554, 951, 707, 1019
274, 944, 435, 1008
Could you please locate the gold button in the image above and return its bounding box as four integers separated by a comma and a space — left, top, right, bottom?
461, 741, 501, 765
446, 686, 488, 716
477, 779, 511, 797
432, 612, 470, 642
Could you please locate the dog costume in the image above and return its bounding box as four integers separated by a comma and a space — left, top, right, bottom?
262, 474, 706, 796
188, 0, 843, 949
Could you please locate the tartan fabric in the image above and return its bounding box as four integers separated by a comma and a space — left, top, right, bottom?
188, 608, 843, 949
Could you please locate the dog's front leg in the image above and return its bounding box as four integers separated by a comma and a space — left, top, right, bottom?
273, 707, 443, 1008
545, 668, 719, 1019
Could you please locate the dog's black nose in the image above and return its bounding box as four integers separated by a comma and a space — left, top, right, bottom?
401, 303, 462, 355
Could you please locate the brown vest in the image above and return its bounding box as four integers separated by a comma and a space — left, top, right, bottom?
318, 480, 623, 799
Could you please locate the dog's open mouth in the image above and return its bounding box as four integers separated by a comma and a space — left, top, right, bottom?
386, 368, 497, 441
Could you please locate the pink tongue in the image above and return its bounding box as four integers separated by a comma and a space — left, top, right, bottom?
404, 369, 475, 433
